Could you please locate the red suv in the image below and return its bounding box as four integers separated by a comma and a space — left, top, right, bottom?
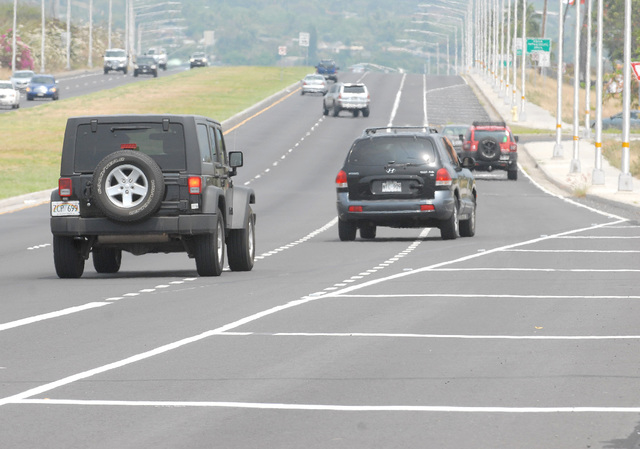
461, 121, 518, 180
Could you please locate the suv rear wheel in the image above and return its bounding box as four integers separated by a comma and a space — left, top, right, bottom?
440, 199, 459, 240
227, 209, 255, 271
92, 150, 164, 223
508, 168, 518, 180
194, 210, 225, 276
360, 223, 376, 239
459, 200, 476, 237
53, 236, 85, 278
338, 219, 357, 241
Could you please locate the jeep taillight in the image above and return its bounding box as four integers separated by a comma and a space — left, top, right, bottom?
435, 168, 452, 186
336, 170, 348, 188
58, 178, 72, 197
510, 142, 517, 152
188, 176, 201, 194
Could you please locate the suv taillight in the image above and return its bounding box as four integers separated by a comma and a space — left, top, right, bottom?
188, 176, 202, 194
435, 168, 452, 186
510, 142, 517, 152
336, 170, 348, 188
58, 178, 72, 197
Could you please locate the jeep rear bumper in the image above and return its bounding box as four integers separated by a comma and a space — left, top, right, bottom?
51, 215, 217, 236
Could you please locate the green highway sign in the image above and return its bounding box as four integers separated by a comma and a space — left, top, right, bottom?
526, 38, 551, 53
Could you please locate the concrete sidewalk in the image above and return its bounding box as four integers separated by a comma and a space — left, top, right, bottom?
467, 70, 640, 212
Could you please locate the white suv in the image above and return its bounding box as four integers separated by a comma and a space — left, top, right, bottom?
323, 82, 370, 117
146, 47, 168, 70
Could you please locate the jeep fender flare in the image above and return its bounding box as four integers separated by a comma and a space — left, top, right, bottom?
201, 185, 226, 215
229, 186, 256, 229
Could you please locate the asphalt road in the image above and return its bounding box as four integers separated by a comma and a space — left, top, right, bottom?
1, 71, 640, 448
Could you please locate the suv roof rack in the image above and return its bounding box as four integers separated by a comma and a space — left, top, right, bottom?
471, 120, 507, 127
363, 126, 438, 136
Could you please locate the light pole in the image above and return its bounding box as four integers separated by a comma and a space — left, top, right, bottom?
591, 0, 604, 183
570, 0, 581, 173
583, 0, 592, 139
553, 0, 564, 157
66, 0, 71, 70
520, 0, 528, 121
619, 0, 634, 190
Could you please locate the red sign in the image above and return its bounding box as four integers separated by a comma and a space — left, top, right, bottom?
632, 62, 640, 81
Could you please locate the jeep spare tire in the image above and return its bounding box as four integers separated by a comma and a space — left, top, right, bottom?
478, 137, 501, 162
92, 150, 164, 222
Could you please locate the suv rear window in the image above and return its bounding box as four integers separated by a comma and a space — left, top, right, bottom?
471, 129, 511, 142
344, 85, 365, 94
74, 122, 186, 172
348, 136, 437, 166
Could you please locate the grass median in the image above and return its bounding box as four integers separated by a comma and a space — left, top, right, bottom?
0, 66, 310, 200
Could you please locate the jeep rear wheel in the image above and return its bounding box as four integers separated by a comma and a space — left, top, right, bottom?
227, 209, 255, 272
478, 137, 501, 162
92, 150, 164, 223
508, 168, 518, 180
53, 235, 85, 278
194, 210, 225, 276
92, 248, 122, 273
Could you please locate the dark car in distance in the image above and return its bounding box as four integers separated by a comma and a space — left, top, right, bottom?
336, 126, 477, 241
133, 56, 158, 77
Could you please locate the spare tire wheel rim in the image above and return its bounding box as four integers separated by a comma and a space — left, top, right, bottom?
104, 163, 149, 208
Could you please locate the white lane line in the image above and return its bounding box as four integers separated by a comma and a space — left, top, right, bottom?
254, 217, 337, 261
17, 399, 640, 413
333, 293, 640, 300
0, 303, 110, 331
221, 331, 640, 341
504, 249, 640, 253
0, 277, 199, 332
244, 117, 325, 186
387, 72, 406, 127
557, 236, 640, 239
424, 268, 640, 273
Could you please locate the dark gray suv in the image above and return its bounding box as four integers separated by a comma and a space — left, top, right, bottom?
335, 127, 477, 240
50, 114, 256, 278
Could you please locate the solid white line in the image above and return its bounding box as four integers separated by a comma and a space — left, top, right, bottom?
333, 293, 640, 299
15, 399, 640, 413
219, 331, 640, 341
0, 302, 110, 332
387, 73, 406, 127
504, 249, 640, 253
424, 268, 640, 273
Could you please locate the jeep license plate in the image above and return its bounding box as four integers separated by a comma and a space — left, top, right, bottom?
500, 154, 510, 161
51, 201, 80, 216
382, 181, 402, 193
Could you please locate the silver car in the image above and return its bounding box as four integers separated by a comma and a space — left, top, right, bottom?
10, 70, 35, 92
301, 74, 328, 95
323, 82, 370, 117
441, 124, 471, 154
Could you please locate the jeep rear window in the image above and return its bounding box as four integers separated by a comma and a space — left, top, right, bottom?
74, 122, 186, 172
348, 137, 437, 166
344, 85, 365, 94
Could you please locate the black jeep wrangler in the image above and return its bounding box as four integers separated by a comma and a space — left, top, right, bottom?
50, 114, 256, 278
